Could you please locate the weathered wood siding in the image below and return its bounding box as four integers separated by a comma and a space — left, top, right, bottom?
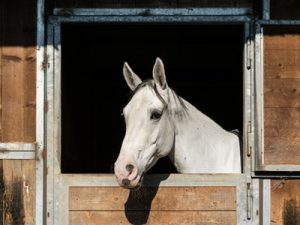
264, 26, 300, 165
0, 160, 35, 225
0, 0, 37, 224
271, 180, 300, 225
0, 1, 36, 142
69, 186, 236, 225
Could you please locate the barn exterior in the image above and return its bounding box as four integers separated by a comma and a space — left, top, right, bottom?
0, 0, 300, 224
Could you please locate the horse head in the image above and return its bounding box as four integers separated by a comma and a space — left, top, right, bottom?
114, 58, 176, 189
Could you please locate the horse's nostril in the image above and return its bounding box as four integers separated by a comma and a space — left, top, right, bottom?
126, 164, 134, 173
122, 178, 131, 186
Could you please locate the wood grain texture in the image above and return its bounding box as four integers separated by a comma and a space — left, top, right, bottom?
271, 180, 300, 225
0, 0, 37, 224
0, 5, 2, 141
264, 50, 300, 79
0, 0, 36, 142
264, 108, 300, 164
264, 137, 300, 165
70, 211, 236, 225
264, 26, 300, 165
0, 160, 35, 225
264, 79, 300, 108
69, 186, 236, 211
2, 47, 27, 141
264, 108, 300, 137
264, 34, 300, 51
23, 46, 36, 142
70, 186, 236, 225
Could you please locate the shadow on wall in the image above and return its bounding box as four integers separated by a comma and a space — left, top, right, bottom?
0, 163, 25, 225
284, 199, 300, 225
124, 174, 170, 225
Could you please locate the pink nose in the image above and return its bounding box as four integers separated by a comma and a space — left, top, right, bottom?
121, 178, 131, 186
114, 163, 139, 188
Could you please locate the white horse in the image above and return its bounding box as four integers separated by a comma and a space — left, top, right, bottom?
114, 58, 241, 189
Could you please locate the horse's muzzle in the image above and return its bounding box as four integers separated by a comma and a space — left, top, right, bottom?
122, 178, 131, 186
114, 162, 143, 189
121, 176, 143, 191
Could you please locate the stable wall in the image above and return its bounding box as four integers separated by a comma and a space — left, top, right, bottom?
69, 186, 236, 225
0, 0, 37, 224
263, 25, 300, 225
264, 26, 300, 165
1, 0, 300, 224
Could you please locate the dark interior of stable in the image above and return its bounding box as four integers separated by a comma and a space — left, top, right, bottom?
61, 24, 244, 173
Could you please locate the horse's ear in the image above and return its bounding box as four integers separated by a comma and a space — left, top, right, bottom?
153, 57, 167, 90
123, 62, 142, 91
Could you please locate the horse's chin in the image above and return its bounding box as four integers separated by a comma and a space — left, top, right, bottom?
128, 173, 145, 191
120, 173, 145, 191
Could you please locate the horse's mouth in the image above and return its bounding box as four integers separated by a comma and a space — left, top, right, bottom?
127, 173, 145, 191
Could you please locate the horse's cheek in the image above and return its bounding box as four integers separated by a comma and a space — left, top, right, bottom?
158, 120, 174, 154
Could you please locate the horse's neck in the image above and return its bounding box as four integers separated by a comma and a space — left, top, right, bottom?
169, 98, 241, 173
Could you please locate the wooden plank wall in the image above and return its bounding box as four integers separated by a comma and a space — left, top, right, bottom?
69, 186, 236, 225
264, 26, 300, 165
265, 27, 300, 225
0, 0, 36, 224
271, 180, 300, 225
0, 1, 36, 143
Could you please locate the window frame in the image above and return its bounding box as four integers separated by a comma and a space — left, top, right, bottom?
253, 0, 300, 173
254, 21, 300, 173
46, 9, 257, 225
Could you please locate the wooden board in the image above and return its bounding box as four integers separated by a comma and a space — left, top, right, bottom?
263, 26, 300, 165
70, 186, 236, 211
264, 31, 300, 51
0, 0, 36, 142
0, 0, 37, 224
264, 107, 300, 164
264, 79, 300, 108
70, 211, 236, 225
264, 50, 300, 79
0, 160, 36, 225
265, 108, 300, 138
69, 186, 236, 225
271, 180, 300, 225
264, 27, 300, 80
264, 137, 300, 165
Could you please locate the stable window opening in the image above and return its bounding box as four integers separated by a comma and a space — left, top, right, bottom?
61, 24, 244, 173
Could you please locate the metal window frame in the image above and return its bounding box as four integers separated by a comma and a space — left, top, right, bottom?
254, 20, 300, 173
36, 0, 45, 224
53, 7, 252, 16
262, 0, 270, 20
0, 143, 36, 159
260, 179, 271, 225
46, 12, 257, 225
252, 0, 300, 174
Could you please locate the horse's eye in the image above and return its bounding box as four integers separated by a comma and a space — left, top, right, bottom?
150, 111, 162, 120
